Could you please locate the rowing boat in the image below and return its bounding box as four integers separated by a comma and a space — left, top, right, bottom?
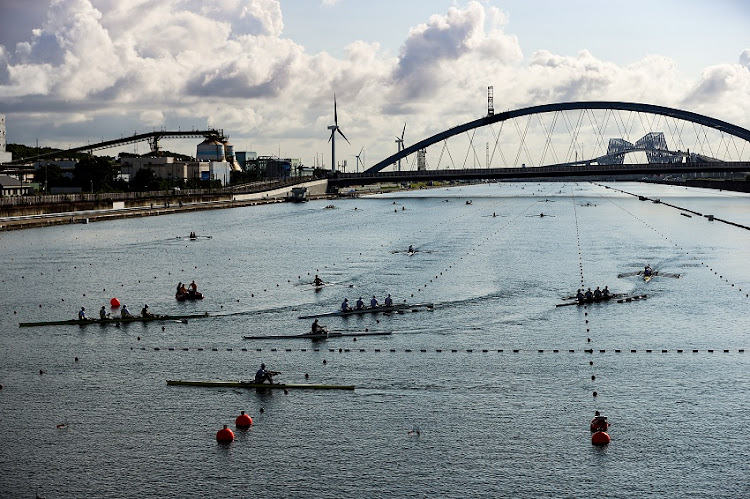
19, 312, 209, 327
556, 294, 647, 307
298, 302, 434, 319
243, 331, 392, 340
166, 380, 355, 390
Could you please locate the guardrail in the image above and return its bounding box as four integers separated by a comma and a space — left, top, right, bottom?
0, 177, 311, 207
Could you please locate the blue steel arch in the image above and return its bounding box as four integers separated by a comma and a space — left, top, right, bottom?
363, 101, 750, 174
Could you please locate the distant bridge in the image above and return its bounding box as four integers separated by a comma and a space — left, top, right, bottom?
329, 161, 750, 188
360, 101, 750, 181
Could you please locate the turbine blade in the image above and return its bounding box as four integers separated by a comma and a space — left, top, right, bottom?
359, 146, 364, 155
334, 94, 338, 125
337, 128, 350, 145
401, 123, 406, 140
328, 130, 335, 143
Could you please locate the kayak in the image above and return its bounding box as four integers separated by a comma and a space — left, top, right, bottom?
243, 331, 392, 340
176, 292, 204, 301
19, 312, 209, 327
556, 294, 647, 307
298, 302, 434, 319
166, 380, 355, 390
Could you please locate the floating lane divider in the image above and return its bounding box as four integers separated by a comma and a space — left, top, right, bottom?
137, 347, 746, 354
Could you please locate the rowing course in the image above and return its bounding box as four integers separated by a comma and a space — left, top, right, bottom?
2, 181, 750, 498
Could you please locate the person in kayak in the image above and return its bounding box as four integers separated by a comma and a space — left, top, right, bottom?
644, 265, 653, 277
313, 275, 323, 286
141, 304, 154, 318
340, 298, 350, 312
355, 297, 365, 310
121, 304, 134, 318
384, 294, 393, 307
254, 363, 279, 384
311, 319, 327, 335
370, 295, 379, 308
408, 245, 414, 253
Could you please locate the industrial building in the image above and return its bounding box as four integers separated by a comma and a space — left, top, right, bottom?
0, 115, 13, 164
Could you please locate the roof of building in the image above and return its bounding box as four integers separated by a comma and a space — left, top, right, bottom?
0, 174, 23, 187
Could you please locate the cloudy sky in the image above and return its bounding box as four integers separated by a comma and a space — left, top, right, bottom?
1, 0, 749, 168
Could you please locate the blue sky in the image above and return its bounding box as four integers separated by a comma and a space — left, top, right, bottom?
0, 0, 748, 166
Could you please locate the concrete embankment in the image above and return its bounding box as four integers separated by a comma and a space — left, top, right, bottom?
0, 179, 329, 231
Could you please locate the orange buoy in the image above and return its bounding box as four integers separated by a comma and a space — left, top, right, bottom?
110, 297, 121, 307
216, 424, 234, 443
235, 411, 253, 428
591, 431, 611, 446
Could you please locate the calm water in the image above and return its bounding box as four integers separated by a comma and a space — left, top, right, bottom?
1, 181, 750, 498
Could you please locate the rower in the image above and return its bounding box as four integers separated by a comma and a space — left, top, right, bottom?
408, 245, 414, 253
576, 289, 584, 303
176, 282, 183, 293
121, 304, 133, 318
99, 306, 109, 320
593, 287, 602, 300
355, 297, 365, 310
602, 286, 611, 298
141, 304, 154, 318
644, 265, 653, 277
254, 363, 279, 384
188, 280, 198, 296
313, 274, 323, 286
584, 288, 593, 300
311, 319, 327, 335
340, 298, 350, 312
384, 294, 393, 307
370, 295, 379, 308
78, 307, 87, 321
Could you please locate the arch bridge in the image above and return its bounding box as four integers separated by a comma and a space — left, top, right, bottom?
330, 101, 750, 187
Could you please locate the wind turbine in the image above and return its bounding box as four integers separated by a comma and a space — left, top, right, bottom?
395, 123, 406, 171
354, 146, 364, 172
327, 94, 350, 173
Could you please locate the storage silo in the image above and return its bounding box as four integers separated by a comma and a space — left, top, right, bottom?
197, 138, 225, 162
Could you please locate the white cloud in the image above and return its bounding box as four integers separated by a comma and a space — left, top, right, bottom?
0, 1, 748, 162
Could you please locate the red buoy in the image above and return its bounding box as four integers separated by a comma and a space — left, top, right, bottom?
591, 431, 611, 446
216, 424, 234, 443
110, 297, 121, 307
235, 411, 253, 428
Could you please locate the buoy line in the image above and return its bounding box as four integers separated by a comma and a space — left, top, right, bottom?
131, 346, 747, 354
571, 185, 605, 431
